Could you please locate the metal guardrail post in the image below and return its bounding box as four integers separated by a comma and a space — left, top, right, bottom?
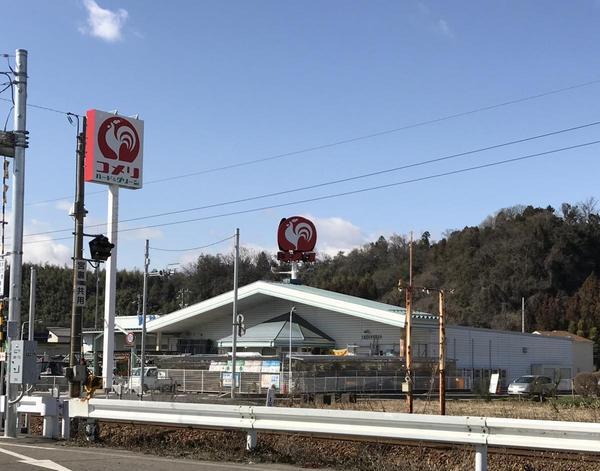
475, 444, 487, 471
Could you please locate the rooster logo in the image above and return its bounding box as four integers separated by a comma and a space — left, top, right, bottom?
97, 117, 140, 163
277, 217, 317, 252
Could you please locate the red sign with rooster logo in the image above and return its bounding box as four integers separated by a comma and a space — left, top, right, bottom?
84, 109, 144, 189
277, 216, 317, 262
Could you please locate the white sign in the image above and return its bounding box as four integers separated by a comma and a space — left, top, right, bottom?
0, 351, 5, 362
85, 109, 144, 189
261, 374, 280, 390
489, 373, 500, 394
0, 258, 5, 297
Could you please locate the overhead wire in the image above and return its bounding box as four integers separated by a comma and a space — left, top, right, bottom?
150, 235, 235, 252
20, 138, 600, 246
22, 76, 600, 207
21, 119, 600, 238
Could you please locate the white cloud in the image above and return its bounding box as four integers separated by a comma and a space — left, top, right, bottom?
304, 215, 368, 257
120, 227, 164, 242
54, 200, 72, 213
80, 0, 129, 42
437, 19, 454, 39
24, 235, 71, 266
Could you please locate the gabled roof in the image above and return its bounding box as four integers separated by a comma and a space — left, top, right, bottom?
217, 312, 335, 348
148, 281, 411, 333
534, 330, 594, 343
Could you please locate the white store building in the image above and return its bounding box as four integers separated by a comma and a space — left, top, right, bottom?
141, 281, 593, 388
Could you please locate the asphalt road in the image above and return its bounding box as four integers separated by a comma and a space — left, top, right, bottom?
0, 438, 318, 471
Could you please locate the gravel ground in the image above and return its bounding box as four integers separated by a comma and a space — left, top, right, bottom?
55, 421, 600, 471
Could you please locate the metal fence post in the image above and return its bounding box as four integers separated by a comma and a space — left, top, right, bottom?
475, 444, 487, 471
201, 370, 204, 394
183, 369, 186, 393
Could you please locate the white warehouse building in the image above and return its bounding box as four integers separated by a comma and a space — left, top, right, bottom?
140, 281, 593, 389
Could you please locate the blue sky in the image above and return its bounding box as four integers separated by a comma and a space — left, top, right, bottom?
1, 1, 600, 270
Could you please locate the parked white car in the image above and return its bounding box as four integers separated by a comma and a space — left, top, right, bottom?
127, 367, 176, 394
507, 375, 554, 397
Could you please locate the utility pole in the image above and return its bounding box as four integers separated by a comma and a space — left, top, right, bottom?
5, 49, 27, 438
28, 267, 36, 341
140, 239, 149, 400
521, 297, 525, 333
405, 233, 414, 414
69, 116, 86, 398
230, 228, 239, 399
438, 290, 446, 415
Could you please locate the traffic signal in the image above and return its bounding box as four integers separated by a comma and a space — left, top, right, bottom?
89, 235, 115, 262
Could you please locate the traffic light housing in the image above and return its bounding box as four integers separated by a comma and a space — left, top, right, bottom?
89, 235, 115, 262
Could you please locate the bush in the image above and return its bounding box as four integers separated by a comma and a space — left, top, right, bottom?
573, 372, 599, 397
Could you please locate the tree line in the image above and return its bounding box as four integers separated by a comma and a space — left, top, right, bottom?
10, 200, 600, 364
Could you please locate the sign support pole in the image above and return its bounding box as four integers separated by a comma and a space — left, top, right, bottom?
102, 185, 118, 390
4, 49, 27, 438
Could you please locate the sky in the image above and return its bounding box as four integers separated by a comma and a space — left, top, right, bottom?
1, 1, 600, 271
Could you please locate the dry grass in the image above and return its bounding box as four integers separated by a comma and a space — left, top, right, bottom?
295, 396, 600, 422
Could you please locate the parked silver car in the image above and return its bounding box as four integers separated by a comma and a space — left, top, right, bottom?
507, 375, 554, 397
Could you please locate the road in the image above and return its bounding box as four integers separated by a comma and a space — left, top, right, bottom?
0, 438, 317, 471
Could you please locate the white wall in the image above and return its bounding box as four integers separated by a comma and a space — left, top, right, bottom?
188, 298, 406, 354
446, 326, 574, 381
572, 341, 594, 374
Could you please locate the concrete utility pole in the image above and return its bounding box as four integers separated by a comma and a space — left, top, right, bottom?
28, 267, 36, 341
69, 118, 87, 398
5, 49, 27, 438
230, 228, 239, 399
140, 239, 149, 400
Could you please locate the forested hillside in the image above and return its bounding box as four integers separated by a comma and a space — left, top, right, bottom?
12, 201, 600, 359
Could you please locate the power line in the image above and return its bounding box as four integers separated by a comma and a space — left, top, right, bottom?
0, 96, 82, 117
150, 235, 235, 252
21, 138, 600, 247
23, 77, 600, 207
21, 119, 600, 238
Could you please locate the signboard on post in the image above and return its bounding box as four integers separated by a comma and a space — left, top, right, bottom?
75, 260, 86, 307
276, 216, 317, 262
85, 109, 144, 189
0, 258, 5, 297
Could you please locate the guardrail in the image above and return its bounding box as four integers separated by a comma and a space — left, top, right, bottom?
68, 398, 600, 471
0, 395, 67, 439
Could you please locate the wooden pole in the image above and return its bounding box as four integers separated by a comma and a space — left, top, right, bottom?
439, 290, 446, 415
406, 233, 413, 413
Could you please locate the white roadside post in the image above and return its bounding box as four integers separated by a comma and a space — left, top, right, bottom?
4, 48, 27, 438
